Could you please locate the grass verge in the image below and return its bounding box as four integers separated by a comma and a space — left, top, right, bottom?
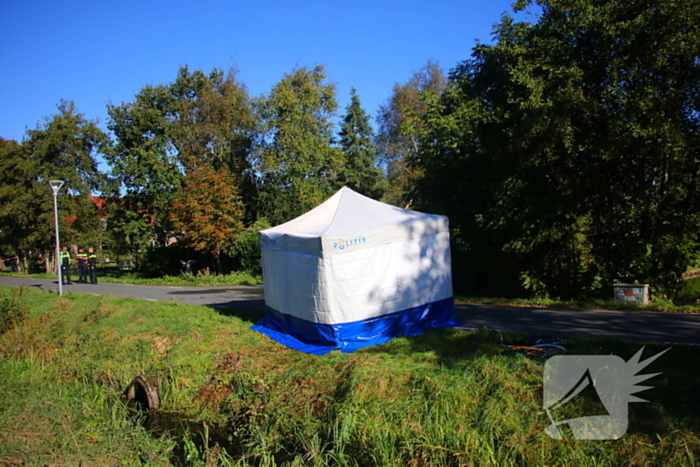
0, 286, 698, 466
456, 295, 700, 314
0, 268, 263, 287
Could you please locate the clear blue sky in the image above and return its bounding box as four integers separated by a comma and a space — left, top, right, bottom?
0, 0, 537, 144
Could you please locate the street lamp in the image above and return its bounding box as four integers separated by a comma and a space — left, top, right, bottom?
49, 180, 65, 296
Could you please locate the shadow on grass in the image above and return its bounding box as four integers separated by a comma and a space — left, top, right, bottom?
208, 304, 267, 324
365, 327, 700, 436
361, 326, 506, 364
205, 299, 700, 437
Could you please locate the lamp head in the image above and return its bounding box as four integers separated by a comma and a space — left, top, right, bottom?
49, 180, 65, 195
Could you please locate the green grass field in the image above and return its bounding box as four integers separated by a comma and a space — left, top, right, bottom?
0, 286, 698, 466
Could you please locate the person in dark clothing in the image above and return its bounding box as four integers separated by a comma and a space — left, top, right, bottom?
59, 246, 72, 285
76, 248, 88, 283
4, 256, 18, 273
87, 247, 98, 284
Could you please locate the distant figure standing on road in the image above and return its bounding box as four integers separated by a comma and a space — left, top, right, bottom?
59, 246, 72, 285
87, 247, 98, 284
76, 248, 88, 283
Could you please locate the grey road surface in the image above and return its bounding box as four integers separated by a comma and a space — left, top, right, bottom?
458, 303, 700, 345
0, 276, 265, 310
1, 276, 699, 344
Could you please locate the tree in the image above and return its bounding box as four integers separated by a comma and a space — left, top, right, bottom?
0, 102, 110, 273
27, 100, 110, 195
169, 67, 257, 209
106, 83, 181, 263
254, 65, 343, 225
337, 88, 385, 199
24, 101, 111, 272
376, 60, 446, 207
169, 166, 245, 273
504, 0, 700, 297
0, 138, 43, 271
416, 0, 700, 298
105, 66, 257, 266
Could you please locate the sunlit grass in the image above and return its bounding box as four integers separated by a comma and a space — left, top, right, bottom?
456, 294, 700, 314
0, 286, 698, 466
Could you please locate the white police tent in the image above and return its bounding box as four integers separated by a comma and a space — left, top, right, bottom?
251, 186, 457, 354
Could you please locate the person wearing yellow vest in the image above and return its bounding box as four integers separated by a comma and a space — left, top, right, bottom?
59, 246, 72, 285
87, 247, 98, 284
76, 248, 88, 283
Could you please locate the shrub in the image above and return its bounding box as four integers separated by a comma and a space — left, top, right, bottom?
0, 292, 28, 334
231, 218, 271, 274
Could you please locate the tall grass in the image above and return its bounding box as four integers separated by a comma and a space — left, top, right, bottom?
0, 356, 178, 465
0, 286, 698, 466
101, 270, 263, 286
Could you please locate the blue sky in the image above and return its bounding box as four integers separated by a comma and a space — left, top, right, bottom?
0, 1, 537, 144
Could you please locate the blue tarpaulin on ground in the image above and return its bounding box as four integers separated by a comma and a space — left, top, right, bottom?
251, 296, 458, 355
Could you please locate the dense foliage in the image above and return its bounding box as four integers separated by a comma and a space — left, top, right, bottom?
0, 101, 110, 273
254, 65, 345, 225
1, 0, 698, 300
169, 166, 246, 273
375, 60, 447, 208
412, 0, 700, 299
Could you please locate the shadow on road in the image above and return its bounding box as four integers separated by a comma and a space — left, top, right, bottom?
169, 288, 259, 296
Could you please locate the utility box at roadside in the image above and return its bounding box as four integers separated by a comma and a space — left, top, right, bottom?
613, 284, 649, 304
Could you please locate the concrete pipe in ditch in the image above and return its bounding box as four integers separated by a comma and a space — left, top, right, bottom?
124, 375, 160, 411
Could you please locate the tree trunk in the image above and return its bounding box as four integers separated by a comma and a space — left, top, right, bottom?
45, 251, 56, 275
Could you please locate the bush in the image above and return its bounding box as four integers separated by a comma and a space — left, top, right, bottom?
674, 277, 700, 306
0, 292, 28, 334
231, 218, 271, 274
136, 243, 216, 278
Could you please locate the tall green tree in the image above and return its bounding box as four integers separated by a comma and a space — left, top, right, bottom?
169, 67, 257, 200
542, 0, 700, 295
376, 60, 446, 207
29, 101, 111, 268
106, 83, 181, 262
416, 0, 700, 298
106, 66, 257, 266
254, 65, 342, 224
27, 100, 110, 195
337, 88, 384, 199
0, 138, 43, 271
0, 102, 111, 272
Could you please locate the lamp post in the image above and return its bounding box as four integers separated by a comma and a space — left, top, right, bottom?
49, 180, 65, 296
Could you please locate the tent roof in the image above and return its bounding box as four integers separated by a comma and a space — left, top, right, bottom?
260, 186, 448, 255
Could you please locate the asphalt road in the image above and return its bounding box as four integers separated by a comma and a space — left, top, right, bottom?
457, 303, 700, 345
0, 276, 266, 310
1, 276, 699, 345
